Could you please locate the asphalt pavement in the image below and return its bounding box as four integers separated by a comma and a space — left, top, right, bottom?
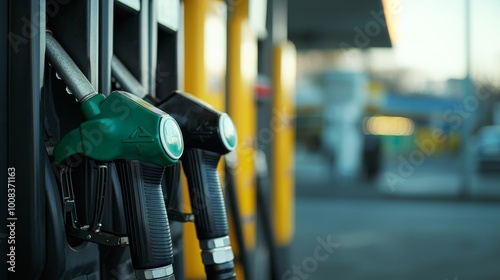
290, 151, 500, 280
289, 198, 500, 280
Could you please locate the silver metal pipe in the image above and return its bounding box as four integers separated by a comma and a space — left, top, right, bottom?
45, 32, 97, 103
111, 55, 148, 99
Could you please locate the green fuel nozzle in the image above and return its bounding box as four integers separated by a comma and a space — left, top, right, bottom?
47, 33, 180, 280
46, 33, 183, 166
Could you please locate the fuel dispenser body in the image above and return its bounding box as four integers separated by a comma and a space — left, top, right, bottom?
4, 1, 297, 279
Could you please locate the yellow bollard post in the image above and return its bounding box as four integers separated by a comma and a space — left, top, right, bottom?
182, 0, 228, 278
228, 0, 258, 278
272, 41, 297, 248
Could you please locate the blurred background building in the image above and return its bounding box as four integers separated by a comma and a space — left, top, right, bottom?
293, 0, 500, 186
290, 0, 500, 279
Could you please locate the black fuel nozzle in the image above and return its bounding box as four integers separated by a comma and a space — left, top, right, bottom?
157, 91, 237, 280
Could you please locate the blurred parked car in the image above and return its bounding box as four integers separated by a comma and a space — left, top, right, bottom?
475, 125, 500, 173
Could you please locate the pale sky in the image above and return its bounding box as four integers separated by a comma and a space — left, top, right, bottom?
392, 0, 500, 82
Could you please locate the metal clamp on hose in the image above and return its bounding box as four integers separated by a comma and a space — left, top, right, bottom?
200, 236, 231, 250
136, 264, 175, 280
201, 247, 235, 265
200, 237, 234, 265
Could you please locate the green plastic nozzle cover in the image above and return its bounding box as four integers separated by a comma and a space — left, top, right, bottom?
54, 91, 184, 167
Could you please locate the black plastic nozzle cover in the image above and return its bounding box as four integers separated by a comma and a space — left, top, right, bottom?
157, 91, 233, 156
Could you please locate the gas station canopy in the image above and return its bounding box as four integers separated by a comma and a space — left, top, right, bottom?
288, 0, 392, 50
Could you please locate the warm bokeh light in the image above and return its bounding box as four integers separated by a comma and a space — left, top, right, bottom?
364, 115, 414, 136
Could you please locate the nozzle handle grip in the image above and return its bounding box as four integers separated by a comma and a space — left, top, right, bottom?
182, 149, 229, 240
116, 160, 174, 271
